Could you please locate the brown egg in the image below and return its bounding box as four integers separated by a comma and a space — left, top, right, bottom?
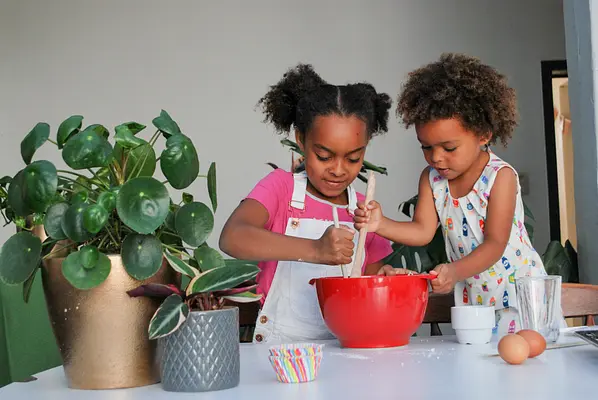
498, 334, 530, 365
517, 329, 547, 358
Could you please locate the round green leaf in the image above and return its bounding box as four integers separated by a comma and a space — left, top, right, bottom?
114, 142, 156, 179
82, 204, 109, 234
57, 115, 83, 149
62, 250, 111, 290
21, 122, 50, 165
44, 202, 69, 239
80, 245, 99, 270
116, 177, 169, 234
62, 129, 113, 170
71, 190, 89, 205
194, 244, 225, 271
61, 204, 93, 242
160, 134, 199, 190
119, 121, 146, 135
22, 160, 58, 213
166, 204, 179, 232
152, 109, 181, 139
0, 232, 42, 285
7, 171, 31, 217
97, 191, 117, 212
121, 234, 163, 280
85, 124, 109, 140
114, 125, 144, 149
175, 202, 213, 246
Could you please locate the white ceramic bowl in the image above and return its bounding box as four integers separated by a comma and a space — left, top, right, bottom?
451, 305, 496, 345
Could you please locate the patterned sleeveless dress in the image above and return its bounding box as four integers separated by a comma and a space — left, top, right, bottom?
429, 151, 548, 335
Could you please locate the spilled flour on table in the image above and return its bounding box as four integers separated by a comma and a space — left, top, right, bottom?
329, 352, 371, 360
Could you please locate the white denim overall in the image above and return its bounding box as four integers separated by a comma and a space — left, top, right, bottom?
252, 171, 363, 344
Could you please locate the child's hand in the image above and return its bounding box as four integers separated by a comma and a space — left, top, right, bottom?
354, 200, 384, 232
377, 265, 416, 276
430, 264, 458, 294
315, 225, 355, 265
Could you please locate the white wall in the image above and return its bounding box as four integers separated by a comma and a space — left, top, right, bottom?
0, 0, 565, 255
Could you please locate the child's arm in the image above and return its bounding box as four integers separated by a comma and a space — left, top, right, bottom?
219, 199, 355, 266
431, 168, 517, 293
354, 168, 439, 247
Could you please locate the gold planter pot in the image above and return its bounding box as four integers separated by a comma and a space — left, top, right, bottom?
42, 255, 178, 390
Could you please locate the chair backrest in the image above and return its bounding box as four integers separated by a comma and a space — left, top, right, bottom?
423, 283, 598, 332
562, 283, 598, 324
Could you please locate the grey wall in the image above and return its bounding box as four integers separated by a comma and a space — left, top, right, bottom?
0, 0, 565, 255
563, 0, 598, 284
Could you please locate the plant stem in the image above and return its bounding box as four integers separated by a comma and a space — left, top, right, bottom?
57, 175, 97, 194
108, 164, 120, 185
159, 231, 182, 239
42, 242, 77, 260
155, 156, 161, 162
47, 138, 58, 146
42, 239, 59, 247
57, 170, 90, 180
87, 168, 110, 189
111, 161, 124, 185
197, 174, 207, 178
97, 234, 109, 251
103, 226, 119, 248
162, 244, 186, 256
161, 180, 168, 185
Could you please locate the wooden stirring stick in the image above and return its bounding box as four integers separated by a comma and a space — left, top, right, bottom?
331, 206, 348, 278
351, 171, 376, 278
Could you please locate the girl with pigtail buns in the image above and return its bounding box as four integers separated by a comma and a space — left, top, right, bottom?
220, 64, 408, 343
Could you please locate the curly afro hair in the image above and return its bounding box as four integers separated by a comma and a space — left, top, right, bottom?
396, 53, 518, 146
258, 64, 392, 139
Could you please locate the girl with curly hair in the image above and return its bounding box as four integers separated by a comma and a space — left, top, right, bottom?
354, 53, 554, 336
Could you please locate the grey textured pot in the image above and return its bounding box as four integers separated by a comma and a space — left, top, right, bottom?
158, 307, 240, 392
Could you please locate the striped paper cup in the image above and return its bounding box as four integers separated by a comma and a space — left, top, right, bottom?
268, 343, 324, 358
268, 354, 322, 383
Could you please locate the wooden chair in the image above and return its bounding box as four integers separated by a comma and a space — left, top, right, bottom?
423, 283, 598, 335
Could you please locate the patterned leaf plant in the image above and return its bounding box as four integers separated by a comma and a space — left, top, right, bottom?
128, 260, 262, 339
0, 110, 237, 301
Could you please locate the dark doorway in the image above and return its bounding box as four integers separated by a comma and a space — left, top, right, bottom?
541, 60, 576, 248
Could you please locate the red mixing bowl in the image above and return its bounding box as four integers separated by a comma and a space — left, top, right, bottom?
310, 274, 435, 348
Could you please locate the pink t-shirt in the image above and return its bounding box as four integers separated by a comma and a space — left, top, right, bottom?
246, 169, 393, 303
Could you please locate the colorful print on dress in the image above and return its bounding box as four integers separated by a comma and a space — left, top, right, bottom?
463, 287, 469, 303
501, 256, 511, 270
490, 297, 496, 306
502, 290, 509, 307
508, 320, 516, 334
476, 295, 483, 305
462, 217, 468, 237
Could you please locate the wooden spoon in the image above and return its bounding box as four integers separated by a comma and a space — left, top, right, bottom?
351, 171, 376, 278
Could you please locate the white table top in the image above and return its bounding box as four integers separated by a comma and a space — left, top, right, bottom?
2, 332, 597, 399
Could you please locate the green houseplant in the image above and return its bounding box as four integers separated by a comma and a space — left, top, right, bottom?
0, 110, 253, 390
128, 258, 261, 392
